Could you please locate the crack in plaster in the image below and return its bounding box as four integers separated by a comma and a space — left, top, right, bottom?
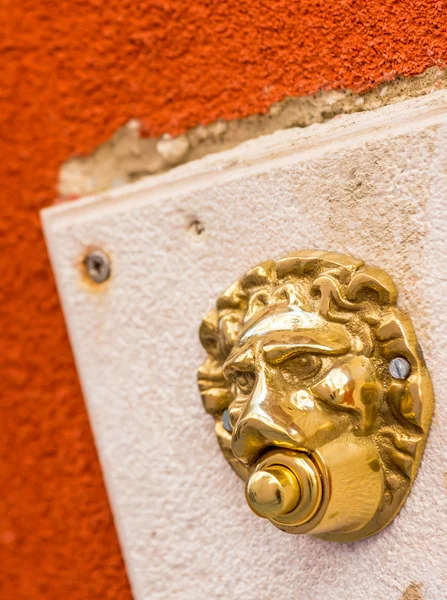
59, 67, 447, 199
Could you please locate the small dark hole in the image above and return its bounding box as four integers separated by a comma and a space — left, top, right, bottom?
188, 219, 205, 235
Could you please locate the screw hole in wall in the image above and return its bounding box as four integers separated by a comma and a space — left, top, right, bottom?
187, 218, 205, 236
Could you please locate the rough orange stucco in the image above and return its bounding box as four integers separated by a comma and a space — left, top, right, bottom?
1, 1, 446, 598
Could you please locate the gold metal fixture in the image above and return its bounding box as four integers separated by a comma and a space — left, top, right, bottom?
197, 251, 434, 542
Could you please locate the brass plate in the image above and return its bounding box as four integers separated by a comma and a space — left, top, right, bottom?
198, 251, 434, 542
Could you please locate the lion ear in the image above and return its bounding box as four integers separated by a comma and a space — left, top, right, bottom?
199, 309, 220, 359
240, 260, 276, 290
376, 314, 426, 429
347, 267, 397, 305
198, 309, 234, 415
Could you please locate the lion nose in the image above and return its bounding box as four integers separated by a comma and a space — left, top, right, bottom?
231, 394, 304, 465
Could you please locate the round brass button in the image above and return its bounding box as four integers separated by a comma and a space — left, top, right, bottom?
245, 465, 300, 519
245, 451, 324, 529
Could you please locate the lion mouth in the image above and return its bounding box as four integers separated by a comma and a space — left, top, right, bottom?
245, 448, 325, 527
249, 445, 310, 470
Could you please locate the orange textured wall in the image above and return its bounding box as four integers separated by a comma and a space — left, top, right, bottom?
1, 1, 446, 598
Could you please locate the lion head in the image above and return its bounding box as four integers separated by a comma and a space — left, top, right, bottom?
198, 251, 433, 541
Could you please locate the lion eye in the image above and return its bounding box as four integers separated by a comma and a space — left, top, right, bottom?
285, 354, 322, 380
234, 372, 255, 394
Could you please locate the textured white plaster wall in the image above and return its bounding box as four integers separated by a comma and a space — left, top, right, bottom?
42, 91, 447, 600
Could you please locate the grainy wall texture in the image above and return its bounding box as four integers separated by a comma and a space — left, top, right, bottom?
1, 1, 447, 598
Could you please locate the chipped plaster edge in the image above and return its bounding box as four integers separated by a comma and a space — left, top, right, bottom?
59, 66, 447, 199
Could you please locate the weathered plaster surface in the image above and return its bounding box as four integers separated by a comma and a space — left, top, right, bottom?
43, 92, 447, 600
60, 68, 447, 197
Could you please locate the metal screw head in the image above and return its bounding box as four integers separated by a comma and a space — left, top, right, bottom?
222, 409, 233, 433
389, 356, 411, 380
84, 250, 111, 284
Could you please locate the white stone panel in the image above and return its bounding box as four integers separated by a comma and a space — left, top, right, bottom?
42, 91, 447, 600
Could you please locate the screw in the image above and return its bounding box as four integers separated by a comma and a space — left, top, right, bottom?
84, 250, 111, 284
389, 356, 411, 380
222, 409, 233, 433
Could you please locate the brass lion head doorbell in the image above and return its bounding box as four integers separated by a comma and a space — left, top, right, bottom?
197, 251, 433, 542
